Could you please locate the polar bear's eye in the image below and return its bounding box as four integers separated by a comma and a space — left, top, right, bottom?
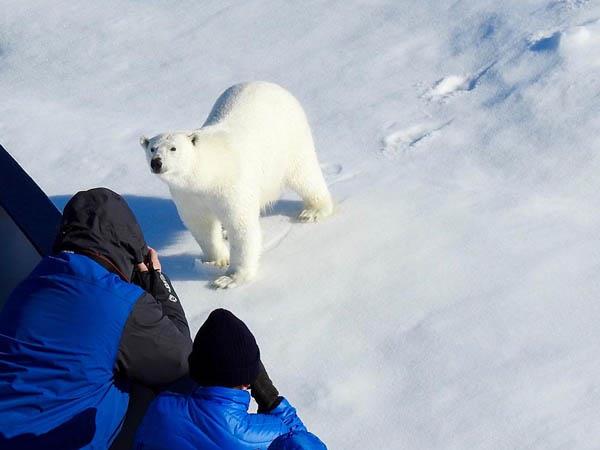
170, 147, 176, 152
150, 147, 157, 153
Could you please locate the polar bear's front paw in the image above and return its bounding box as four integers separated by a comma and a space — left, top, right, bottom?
210, 268, 255, 289
211, 275, 238, 289
298, 208, 329, 222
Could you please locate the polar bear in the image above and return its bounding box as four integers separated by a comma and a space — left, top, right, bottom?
140, 82, 333, 288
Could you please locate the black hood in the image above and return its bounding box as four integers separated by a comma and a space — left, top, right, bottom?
53, 188, 147, 281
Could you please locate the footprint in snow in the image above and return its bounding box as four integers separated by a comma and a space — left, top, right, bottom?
528, 31, 562, 52
321, 162, 359, 187
321, 162, 342, 178
381, 120, 453, 153
529, 19, 600, 57
423, 63, 495, 101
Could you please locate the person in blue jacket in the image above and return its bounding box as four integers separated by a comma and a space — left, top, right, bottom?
0, 188, 193, 449
134, 308, 323, 449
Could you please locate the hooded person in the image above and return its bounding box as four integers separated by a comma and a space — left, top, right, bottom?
0, 188, 193, 449
133, 308, 319, 450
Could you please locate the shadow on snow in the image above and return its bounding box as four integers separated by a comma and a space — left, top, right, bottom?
51, 195, 303, 281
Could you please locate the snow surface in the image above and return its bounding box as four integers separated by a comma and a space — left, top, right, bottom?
2, 1, 600, 448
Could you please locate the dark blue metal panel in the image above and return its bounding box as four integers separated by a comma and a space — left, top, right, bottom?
0, 144, 62, 256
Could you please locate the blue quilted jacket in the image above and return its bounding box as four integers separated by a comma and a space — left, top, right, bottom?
0, 252, 142, 449
134, 386, 307, 449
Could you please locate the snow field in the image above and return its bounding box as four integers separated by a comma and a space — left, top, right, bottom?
2, 1, 600, 448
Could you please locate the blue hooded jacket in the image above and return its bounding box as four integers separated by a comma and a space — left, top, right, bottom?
0, 188, 192, 449
0, 252, 142, 449
134, 386, 307, 449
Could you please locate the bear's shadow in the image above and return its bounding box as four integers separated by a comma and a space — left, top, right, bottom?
51, 195, 302, 281
262, 199, 303, 219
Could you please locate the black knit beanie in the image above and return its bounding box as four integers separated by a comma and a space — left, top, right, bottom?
189, 309, 261, 387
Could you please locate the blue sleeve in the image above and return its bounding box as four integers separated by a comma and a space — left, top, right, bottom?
267, 398, 307, 433
239, 398, 307, 446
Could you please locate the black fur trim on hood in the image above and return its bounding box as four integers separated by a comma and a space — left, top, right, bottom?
53, 188, 147, 281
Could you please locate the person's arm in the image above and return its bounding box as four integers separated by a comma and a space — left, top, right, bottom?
116, 248, 192, 387
265, 397, 307, 432
241, 398, 307, 447
252, 361, 282, 412
131, 268, 190, 338
251, 362, 307, 432
116, 290, 192, 387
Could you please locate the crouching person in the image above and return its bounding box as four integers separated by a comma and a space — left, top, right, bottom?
134, 308, 322, 449
0, 188, 193, 449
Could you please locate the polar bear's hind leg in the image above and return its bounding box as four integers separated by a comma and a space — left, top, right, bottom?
288, 157, 334, 223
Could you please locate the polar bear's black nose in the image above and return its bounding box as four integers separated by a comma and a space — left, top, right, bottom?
151, 158, 162, 173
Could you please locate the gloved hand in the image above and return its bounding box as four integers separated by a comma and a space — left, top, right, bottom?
131, 247, 179, 303
251, 361, 281, 413
131, 269, 179, 303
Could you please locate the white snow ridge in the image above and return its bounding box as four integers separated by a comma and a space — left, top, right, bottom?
424, 75, 470, 100
2, 0, 600, 448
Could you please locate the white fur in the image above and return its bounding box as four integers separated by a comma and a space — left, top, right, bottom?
140, 82, 333, 288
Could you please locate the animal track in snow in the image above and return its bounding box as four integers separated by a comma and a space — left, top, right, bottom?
423, 75, 471, 100
423, 63, 495, 101
321, 162, 342, 177
382, 119, 453, 153
528, 31, 562, 52
528, 19, 600, 64
321, 162, 359, 186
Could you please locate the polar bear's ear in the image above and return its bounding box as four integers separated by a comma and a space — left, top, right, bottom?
139, 136, 149, 149
188, 133, 199, 146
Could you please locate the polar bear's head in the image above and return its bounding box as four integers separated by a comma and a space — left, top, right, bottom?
140, 130, 229, 190
139, 132, 198, 182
